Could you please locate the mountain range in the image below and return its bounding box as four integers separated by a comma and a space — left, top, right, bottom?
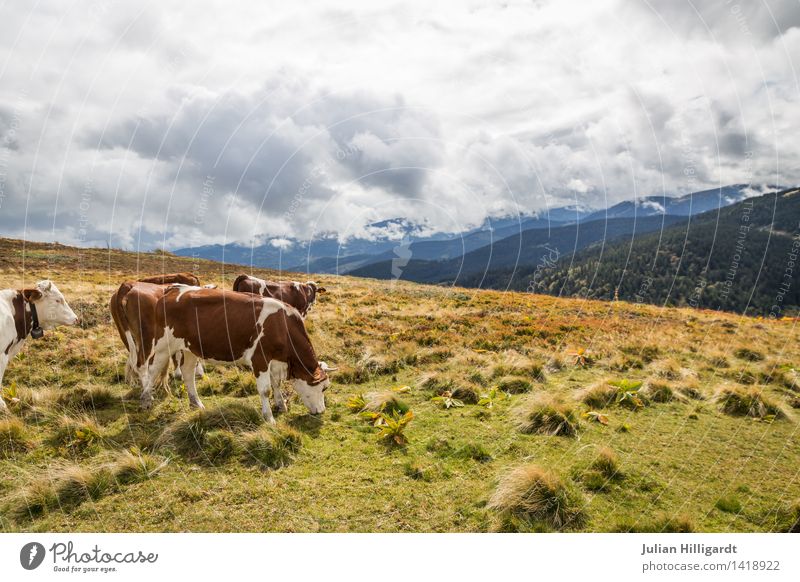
176, 184, 772, 272
174, 183, 798, 313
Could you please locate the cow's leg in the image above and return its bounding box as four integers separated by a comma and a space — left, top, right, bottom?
124, 360, 139, 386
269, 363, 288, 414
255, 371, 275, 424
0, 357, 8, 413
194, 361, 205, 379
123, 332, 140, 386
179, 351, 205, 409
172, 351, 184, 380
139, 367, 156, 410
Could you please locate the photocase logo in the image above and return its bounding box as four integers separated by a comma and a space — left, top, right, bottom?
20, 542, 46, 570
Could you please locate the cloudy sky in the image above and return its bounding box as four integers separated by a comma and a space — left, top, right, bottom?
0, 0, 798, 250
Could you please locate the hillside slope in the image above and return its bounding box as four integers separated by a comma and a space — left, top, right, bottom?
504, 188, 800, 315
350, 214, 688, 284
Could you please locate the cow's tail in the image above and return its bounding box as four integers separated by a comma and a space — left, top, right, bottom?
232, 274, 250, 292
111, 282, 138, 385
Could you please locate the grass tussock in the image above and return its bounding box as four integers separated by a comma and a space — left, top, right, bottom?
640, 381, 679, 403
240, 425, 303, 470
515, 394, 579, 437
577, 381, 618, 408
426, 438, 492, 462
578, 447, 623, 492
591, 447, 621, 480
715, 494, 742, 514
157, 401, 262, 461
715, 386, 788, 420
677, 381, 705, 400
220, 369, 257, 397
734, 347, 765, 362
336, 352, 406, 384
490, 353, 546, 382
5, 452, 167, 522
496, 376, 533, 394
0, 417, 31, 457
202, 430, 241, 464
450, 385, 479, 405
108, 450, 168, 486
418, 373, 455, 396
650, 359, 684, 380
197, 401, 264, 431
56, 386, 117, 411
488, 464, 587, 531
50, 415, 103, 455
363, 391, 410, 415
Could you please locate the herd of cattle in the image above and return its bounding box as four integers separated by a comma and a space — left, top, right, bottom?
0, 274, 333, 422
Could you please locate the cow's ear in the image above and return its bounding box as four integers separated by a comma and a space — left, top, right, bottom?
22, 288, 43, 303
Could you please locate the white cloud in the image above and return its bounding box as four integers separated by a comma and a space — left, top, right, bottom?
0, 0, 797, 249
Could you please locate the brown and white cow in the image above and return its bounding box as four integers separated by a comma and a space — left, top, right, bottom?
109, 274, 206, 388
0, 281, 79, 412
232, 275, 326, 317
141, 285, 332, 422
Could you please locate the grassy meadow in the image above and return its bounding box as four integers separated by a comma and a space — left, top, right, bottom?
1, 237, 799, 532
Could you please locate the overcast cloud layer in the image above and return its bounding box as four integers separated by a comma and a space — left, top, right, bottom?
0, 0, 798, 250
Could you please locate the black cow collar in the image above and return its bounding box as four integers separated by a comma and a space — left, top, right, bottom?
30, 303, 44, 339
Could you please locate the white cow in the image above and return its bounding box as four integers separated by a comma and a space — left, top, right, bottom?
0, 280, 79, 412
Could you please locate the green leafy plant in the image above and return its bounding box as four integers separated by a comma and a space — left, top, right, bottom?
569, 348, 590, 367
1, 382, 20, 410
431, 391, 464, 409
609, 379, 643, 391
376, 410, 414, 446
582, 410, 609, 425
478, 387, 506, 409
359, 410, 387, 427
617, 390, 645, 410
346, 393, 366, 413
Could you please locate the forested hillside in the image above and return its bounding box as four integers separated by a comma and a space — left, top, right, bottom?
501, 188, 800, 315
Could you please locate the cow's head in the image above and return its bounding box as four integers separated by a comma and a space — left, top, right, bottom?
22, 280, 79, 330
304, 281, 326, 306
292, 361, 335, 415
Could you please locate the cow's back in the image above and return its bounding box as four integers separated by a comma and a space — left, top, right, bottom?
138, 273, 199, 286
159, 287, 276, 363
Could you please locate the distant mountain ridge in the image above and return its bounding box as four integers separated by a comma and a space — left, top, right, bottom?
484, 187, 800, 315
173, 184, 782, 280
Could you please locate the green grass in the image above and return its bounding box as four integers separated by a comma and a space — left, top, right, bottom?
0, 238, 799, 531
0, 418, 31, 457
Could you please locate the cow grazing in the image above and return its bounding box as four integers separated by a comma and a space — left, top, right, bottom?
109, 275, 205, 388
142, 285, 332, 422
0, 281, 79, 412
232, 275, 326, 317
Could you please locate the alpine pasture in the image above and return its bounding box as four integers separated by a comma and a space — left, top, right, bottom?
1, 237, 798, 532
